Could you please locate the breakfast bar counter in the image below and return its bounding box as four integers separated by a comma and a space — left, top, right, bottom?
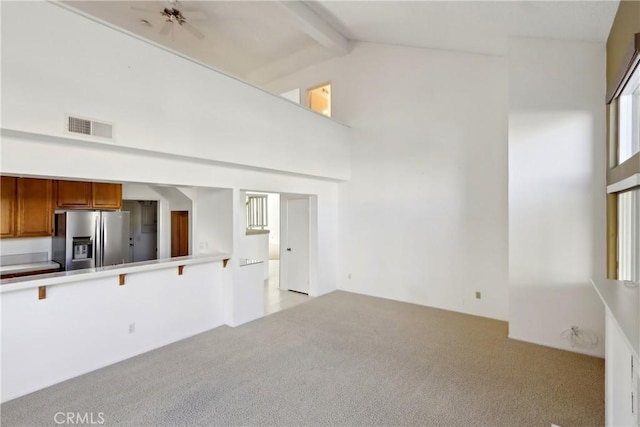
0, 253, 230, 294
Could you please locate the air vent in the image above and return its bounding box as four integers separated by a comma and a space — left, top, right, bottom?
68, 116, 91, 135
67, 116, 113, 140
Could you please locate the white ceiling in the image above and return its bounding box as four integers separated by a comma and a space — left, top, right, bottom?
310, 1, 619, 56
64, 1, 322, 79
64, 0, 619, 85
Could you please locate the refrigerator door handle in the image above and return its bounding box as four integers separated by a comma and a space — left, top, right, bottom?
101, 214, 106, 267
95, 213, 102, 268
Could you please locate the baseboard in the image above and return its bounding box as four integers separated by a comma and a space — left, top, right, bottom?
508, 333, 604, 359
336, 287, 507, 323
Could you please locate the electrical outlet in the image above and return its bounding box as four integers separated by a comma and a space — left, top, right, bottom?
128, 323, 136, 334
475, 291, 481, 299
348, 273, 351, 279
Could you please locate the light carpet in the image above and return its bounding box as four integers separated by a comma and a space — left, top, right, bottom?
1, 291, 604, 426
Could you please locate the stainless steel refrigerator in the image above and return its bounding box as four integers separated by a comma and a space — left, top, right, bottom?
52, 211, 131, 271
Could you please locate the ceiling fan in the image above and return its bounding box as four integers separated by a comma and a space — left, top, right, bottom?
132, 1, 206, 40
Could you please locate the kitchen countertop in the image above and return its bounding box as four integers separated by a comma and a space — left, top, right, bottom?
0, 261, 60, 276
592, 278, 639, 358
0, 253, 231, 294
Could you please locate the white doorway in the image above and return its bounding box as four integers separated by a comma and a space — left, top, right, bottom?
241, 191, 314, 314
122, 200, 158, 262
281, 197, 310, 294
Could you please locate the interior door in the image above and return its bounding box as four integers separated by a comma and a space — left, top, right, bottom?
285, 198, 309, 294
171, 211, 189, 257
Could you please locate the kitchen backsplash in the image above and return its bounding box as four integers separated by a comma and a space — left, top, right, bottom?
0, 252, 48, 266
0, 237, 52, 259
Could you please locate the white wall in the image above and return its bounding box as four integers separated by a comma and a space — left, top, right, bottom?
1, 262, 224, 402
240, 233, 270, 279
267, 193, 281, 258
1, 131, 340, 297
1, 0, 609, 363
151, 186, 194, 255
1, 1, 350, 181
152, 187, 191, 212
225, 262, 265, 326
508, 38, 606, 356
1, 0, 341, 297
266, 42, 509, 320
194, 188, 234, 255
0, 237, 52, 260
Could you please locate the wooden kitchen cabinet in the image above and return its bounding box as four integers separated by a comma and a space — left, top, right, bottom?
55, 180, 92, 208
1, 176, 17, 238
92, 183, 122, 209
1, 177, 122, 239
16, 178, 53, 237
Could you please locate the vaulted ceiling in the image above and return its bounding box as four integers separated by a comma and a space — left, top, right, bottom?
64, 0, 619, 86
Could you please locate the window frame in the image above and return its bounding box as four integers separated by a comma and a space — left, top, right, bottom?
606, 33, 640, 279
616, 67, 640, 165
246, 194, 268, 231
306, 82, 332, 118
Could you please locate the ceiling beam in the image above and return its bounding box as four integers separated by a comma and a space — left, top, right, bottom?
279, 2, 350, 55
244, 44, 336, 86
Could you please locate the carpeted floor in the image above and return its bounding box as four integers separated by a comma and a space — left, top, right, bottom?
1, 291, 603, 426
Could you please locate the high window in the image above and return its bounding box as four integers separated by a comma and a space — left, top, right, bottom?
307, 83, 331, 117
618, 68, 640, 164
607, 34, 640, 280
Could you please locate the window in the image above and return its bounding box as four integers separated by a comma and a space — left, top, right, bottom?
617, 189, 640, 281
606, 34, 640, 280
618, 67, 640, 164
246, 194, 268, 230
307, 83, 331, 117
619, 67, 640, 282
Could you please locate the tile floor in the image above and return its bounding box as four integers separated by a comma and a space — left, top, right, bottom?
264, 259, 311, 315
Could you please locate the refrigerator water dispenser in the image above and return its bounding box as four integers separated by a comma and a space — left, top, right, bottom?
72, 237, 93, 261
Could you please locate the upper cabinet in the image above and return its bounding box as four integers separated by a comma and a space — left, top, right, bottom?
1, 177, 123, 239
92, 183, 122, 210
16, 178, 53, 237
55, 180, 92, 209
1, 176, 17, 238
2, 176, 55, 238
53, 180, 122, 210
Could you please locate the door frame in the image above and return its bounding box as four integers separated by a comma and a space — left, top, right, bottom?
279, 194, 318, 296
